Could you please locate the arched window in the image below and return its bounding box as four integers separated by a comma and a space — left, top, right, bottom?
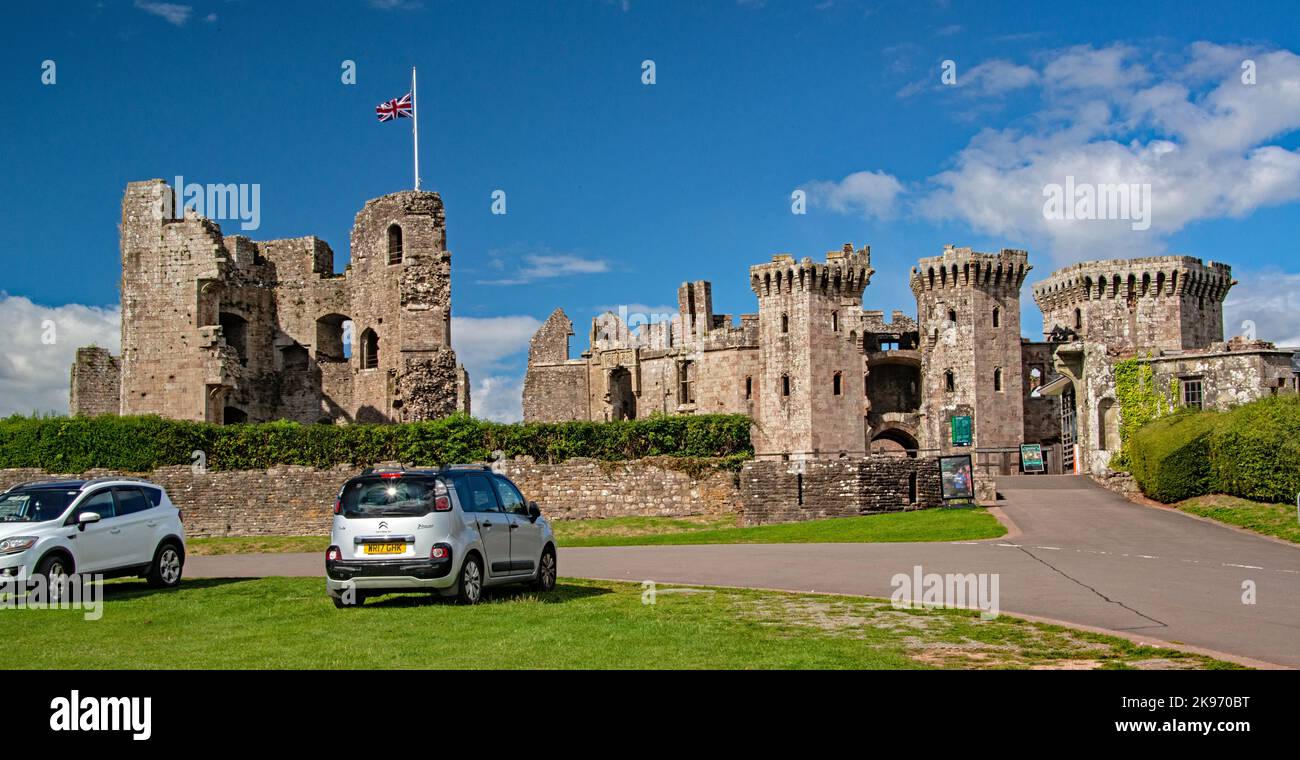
360, 328, 379, 369
994, 367, 1003, 392
831, 311, 839, 332
992, 306, 1000, 328
947, 308, 957, 323
387, 224, 403, 264
780, 313, 789, 333
1074, 307, 1082, 330
833, 371, 842, 396
781, 374, 791, 397
944, 369, 955, 393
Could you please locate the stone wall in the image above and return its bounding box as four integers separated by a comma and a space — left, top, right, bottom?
0, 457, 744, 537
69, 347, 120, 416
739, 455, 944, 525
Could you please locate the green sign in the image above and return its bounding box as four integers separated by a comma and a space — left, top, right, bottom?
1020, 443, 1045, 473
951, 415, 972, 447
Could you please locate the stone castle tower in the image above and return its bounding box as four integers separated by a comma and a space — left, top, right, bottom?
1031, 256, 1234, 351
749, 244, 873, 459
70, 180, 469, 424
910, 246, 1031, 452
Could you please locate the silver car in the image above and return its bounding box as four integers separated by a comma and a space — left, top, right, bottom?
325, 465, 557, 607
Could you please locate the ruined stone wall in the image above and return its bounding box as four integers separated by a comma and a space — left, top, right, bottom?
1145, 345, 1298, 411
1032, 256, 1232, 352
911, 246, 1030, 452
1020, 341, 1060, 446
69, 347, 120, 416
0, 458, 744, 536
739, 455, 943, 525
73, 181, 465, 426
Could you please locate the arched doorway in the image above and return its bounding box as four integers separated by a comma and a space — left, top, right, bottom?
870, 428, 919, 456
608, 367, 636, 420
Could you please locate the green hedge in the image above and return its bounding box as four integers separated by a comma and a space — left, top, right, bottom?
1130, 395, 1300, 504
1128, 409, 1222, 503
0, 413, 753, 473
1207, 395, 1300, 503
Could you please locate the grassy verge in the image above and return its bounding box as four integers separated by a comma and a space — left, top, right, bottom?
0, 577, 1233, 669
554, 509, 1006, 547
187, 509, 1006, 555
1175, 495, 1300, 544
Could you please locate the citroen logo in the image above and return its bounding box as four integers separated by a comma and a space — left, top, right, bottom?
377, 521, 390, 532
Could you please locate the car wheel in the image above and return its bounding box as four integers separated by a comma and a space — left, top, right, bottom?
33, 554, 72, 602
331, 589, 366, 608
531, 547, 557, 592
456, 554, 484, 605
146, 542, 184, 588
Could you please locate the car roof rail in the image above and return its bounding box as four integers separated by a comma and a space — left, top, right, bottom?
80, 476, 146, 489
438, 463, 492, 472
359, 464, 412, 476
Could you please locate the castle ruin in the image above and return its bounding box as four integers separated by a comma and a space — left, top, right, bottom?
69, 180, 469, 424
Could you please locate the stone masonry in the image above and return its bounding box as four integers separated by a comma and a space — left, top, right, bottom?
69, 180, 469, 424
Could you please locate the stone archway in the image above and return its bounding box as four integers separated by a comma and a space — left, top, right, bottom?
608, 367, 636, 420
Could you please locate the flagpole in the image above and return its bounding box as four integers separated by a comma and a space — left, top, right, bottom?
412, 66, 420, 191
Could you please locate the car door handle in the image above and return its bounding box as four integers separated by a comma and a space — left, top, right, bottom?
110, 528, 122, 534
481, 521, 493, 528
147, 522, 158, 528
509, 523, 518, 530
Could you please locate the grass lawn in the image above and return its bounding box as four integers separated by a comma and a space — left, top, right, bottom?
1175, 495, 1300, 544
188, 509, 1005, 555
0, 577, 1233, 669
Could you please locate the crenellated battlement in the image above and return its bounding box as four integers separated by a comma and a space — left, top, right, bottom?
1032, 255, 1234, 312
749, 243, 873, 299
909, 245, 1031, 295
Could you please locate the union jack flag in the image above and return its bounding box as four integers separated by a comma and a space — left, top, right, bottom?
376, 93, 413, 122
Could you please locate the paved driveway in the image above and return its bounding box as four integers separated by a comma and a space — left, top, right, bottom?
187, 476, 1300, 667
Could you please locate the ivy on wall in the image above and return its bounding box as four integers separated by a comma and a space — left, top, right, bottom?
1111, 357, 1174, 470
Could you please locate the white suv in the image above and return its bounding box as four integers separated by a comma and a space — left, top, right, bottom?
0, 478, 186, 589
326, 466, 557, 607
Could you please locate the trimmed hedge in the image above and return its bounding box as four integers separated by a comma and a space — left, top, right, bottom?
0, 413, 753, 473
1129, 395, 1300, 504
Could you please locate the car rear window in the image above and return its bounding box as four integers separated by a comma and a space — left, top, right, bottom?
339, 476, 444, 518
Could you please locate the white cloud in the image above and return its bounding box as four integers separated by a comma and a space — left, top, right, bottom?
803, 169, 905, 219
469, 375, 526, 423
451, 315, 542, 423
478, 250, 609, 285
0, 296, 120, 417
822, 42, 1300, 265
1224, 272, 1300, 347
133, 1, 192, 26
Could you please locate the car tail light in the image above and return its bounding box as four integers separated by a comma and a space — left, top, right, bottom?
380, 472, 402, 479
333, 498, 342, 515
430, 545, 450, 560
326, 546, 342, 562
434, 495, 451, 512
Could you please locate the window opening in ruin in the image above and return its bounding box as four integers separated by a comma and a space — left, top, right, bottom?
218, 313, 248, 364
360, 328, 380, 370
1181, 378, 1203, 410
677, 361, 696, 405
831, 311, 839, 332
281, 344, 309, 372
782, 374, 790, 397
993, 367, 1003, 392
1074, 308, 1082, 330
1029, 366, 1043, 390
315, 314, 351, 362
833, 371, 842, 396
745, 376, 753, 399
992, 306, 1000, 328
781, 313, 789, 333
387, 224, 403, 264
947, 308, 957, 323
944, 369, 955, 393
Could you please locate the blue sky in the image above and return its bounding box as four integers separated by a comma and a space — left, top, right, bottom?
2, 0, 1299, 419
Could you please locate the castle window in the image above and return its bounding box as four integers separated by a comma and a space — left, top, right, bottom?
831, 311, 840, 332
281, 344, 309, 372
677, 360, 696, 405
1074, 308, 1082, 330
1181, 378, 1203, 410
833, 371, 843, 396
944, 369, 955, 393
781, 374, 790, 397
218, 312, 248, 364
1029, 366, 1043, 391
947, 308, 957, 323
993, 367, 1003, 392
315, 314, 351, 362
360, 328, 379, 370
744, 376, 753, 400
992, 306, 1000, 328
781, 313, 789, 333
387, 224, 403, 264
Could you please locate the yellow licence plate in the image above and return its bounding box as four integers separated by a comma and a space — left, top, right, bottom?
363, 543, 406, 555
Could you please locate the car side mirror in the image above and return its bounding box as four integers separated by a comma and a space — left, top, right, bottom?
77, 512, 101, 531
527, 501, 541, 521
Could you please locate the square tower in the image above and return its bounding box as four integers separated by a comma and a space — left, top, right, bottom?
911, 246, 1031, 452
749, 244, 873, 460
